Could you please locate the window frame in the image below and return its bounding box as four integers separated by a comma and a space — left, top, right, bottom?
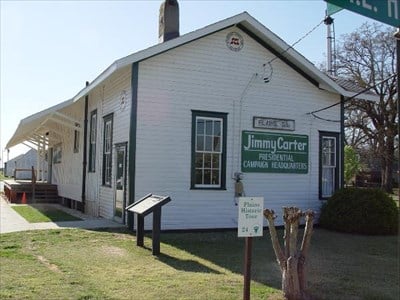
102, 113, 113, 187
319, 131, 340, 199
73, 129, 80, 153
191, 110, 227, 190
88, 109, 97, 172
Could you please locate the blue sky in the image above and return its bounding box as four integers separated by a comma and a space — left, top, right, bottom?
0, 0, 379, 162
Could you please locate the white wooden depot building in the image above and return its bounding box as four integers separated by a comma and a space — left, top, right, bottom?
6, 2, 376, 230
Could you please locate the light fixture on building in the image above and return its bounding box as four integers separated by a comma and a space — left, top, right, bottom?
262, 62, 273, 83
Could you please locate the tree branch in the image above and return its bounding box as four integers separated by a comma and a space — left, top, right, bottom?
263, 209, 286, 271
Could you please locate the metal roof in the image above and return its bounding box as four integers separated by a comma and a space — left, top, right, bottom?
330, 77, 378, 96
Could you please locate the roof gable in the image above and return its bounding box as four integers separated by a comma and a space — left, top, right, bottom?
6, 12, 379, 149
71, 12, 378, 102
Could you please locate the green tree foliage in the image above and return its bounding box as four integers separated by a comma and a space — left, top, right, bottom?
344, 145, 362, 185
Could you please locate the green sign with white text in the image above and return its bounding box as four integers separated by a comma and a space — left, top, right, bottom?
241, 131, 309, 174
325, 0, 399, 27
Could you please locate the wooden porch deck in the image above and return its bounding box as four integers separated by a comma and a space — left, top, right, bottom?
3, 179, 60, 204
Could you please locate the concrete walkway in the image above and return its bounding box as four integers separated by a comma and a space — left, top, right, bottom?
0, 196, 125, 234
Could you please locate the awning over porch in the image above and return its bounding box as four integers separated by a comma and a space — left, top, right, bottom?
6, 98, 81, 150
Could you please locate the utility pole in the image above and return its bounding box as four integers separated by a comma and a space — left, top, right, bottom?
324, 15, 335, 76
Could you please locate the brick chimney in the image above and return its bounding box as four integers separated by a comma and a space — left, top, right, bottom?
159, 0, 179, 43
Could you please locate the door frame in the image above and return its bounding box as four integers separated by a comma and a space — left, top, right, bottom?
114, 142, 128, 223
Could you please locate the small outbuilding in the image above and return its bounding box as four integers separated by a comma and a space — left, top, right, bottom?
6, 2, 377, 229
4, 149, 47, 180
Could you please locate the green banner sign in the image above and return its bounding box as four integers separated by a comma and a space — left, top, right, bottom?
325, 0, 399, 27
241, 131, 309, 174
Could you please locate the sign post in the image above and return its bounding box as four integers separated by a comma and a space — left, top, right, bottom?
325, 0, 399, 27
126, 193, 171, 256
238, 197, 264, 300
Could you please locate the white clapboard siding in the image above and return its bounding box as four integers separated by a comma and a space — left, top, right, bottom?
135, 27, 340, 229
51, 100, 84, 201
89, 66, 132, 219
85, 87, 103, 216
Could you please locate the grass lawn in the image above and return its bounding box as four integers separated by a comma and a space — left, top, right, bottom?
11, 205, 81, 223
390, 188, 399, 207
0, 171, 8, 181
0, 228, 398, 300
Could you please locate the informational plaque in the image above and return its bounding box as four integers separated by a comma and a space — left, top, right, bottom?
237, 197, 264, 237
126, 194, 171, 216
126, 194, 171, 256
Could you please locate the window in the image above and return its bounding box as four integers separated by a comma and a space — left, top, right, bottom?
103, 114, 113, 186
89, 110, 97, 172
53, 144, 62, 164
73, 130, 80, 153
191, 111, 227, 189
319, 132, 339, 199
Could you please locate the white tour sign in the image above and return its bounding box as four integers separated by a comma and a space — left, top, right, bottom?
238, 197, 264, 237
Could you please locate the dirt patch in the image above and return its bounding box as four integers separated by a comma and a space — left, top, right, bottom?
101, 246, 127, 257
36, 255, 62, 273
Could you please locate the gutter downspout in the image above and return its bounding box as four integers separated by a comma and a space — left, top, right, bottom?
81, 81, 89, 213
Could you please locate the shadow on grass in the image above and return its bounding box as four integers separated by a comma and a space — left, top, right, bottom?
160, 230, 282, 289
57, 227, 399, 299
157, 252, 222, 274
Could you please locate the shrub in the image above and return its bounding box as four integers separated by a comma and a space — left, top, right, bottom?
319, 188, 399, 235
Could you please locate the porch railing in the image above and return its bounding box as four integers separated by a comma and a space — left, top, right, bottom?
11, 167, 37, 203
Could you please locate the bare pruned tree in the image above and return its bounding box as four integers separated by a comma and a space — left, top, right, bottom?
336, 22, 398, 192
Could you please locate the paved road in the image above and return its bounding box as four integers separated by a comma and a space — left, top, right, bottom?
0, 196, 125, 234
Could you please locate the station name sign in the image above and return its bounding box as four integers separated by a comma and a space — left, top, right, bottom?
253, 116, 295, 131
241, 131, 309, 174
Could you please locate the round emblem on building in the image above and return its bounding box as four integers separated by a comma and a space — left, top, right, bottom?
119, 90, 127, 111
226, 32, 244, 52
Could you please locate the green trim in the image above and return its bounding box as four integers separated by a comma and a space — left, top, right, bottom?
340, 96, 345, 188
319, 131, 340, 200
102, 113, 113, 187
48, 148, 53, 184
114, 142, 128, 224
237, 24, 319, 88
73, 130, 80, 153
135, 25, 232, 65
81, 92, 89, 212
190, 110, 228, 190
128, 62, 139, 230
88, 109, 97, 172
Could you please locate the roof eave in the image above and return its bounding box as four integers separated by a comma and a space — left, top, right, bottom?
341, 90, 380, 102
6, 98, 74, 149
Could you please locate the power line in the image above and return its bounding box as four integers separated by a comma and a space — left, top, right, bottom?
308, 73, 396, 116
260, 19, 325, 83
310, 112, 340, 123
268, 19, 325, 65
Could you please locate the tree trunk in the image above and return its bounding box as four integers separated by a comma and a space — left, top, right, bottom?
382, 138, 394, 193
264, 208, 315, 300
